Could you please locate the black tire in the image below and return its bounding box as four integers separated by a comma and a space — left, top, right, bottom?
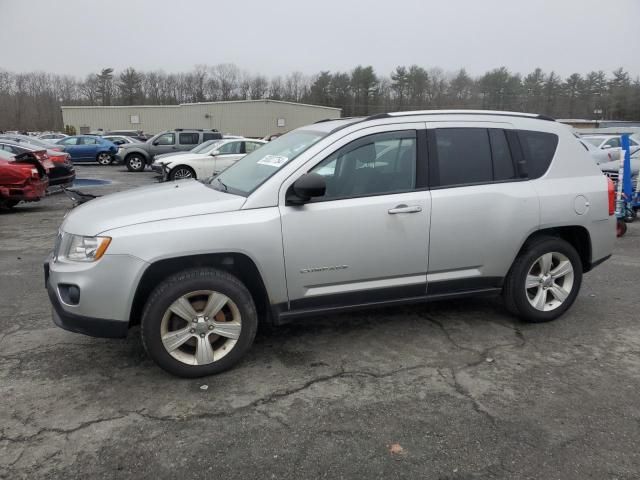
503, 236, 582, 323
169, 165, 196, 181
141, 268, 258, 378
96, 152, 113, 166
125, 154, 146, 172
1, 199, 18, 209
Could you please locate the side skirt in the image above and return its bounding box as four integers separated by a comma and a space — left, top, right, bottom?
272, 278, 503, 325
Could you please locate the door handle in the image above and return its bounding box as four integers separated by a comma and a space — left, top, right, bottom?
388, 204, 422, 214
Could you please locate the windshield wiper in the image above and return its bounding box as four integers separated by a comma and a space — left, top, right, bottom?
215, 177, 228, 192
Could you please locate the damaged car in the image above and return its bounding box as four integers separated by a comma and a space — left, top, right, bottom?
0, 150, 49, 209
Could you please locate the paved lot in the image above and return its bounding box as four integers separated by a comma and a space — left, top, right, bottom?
1, 164, 639, 479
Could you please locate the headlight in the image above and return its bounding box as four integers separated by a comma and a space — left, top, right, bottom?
64, 235, 111, 262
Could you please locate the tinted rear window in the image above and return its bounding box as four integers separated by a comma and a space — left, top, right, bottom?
517, 130, 559, 179
434, 128, 493, 186
179, 133, 199, 145
203, 132, 222, 141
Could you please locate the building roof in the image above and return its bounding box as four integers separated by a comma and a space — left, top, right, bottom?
61, 99, 341, 111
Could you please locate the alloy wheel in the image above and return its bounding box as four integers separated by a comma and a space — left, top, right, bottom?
173, 168, 193, 179
525, 252, 574, 312
160, 290, 241, 365
97, 153, 111, 165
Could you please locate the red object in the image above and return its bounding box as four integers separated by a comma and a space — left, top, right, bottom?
0, 156, 49, 207
607, 177, 615, 216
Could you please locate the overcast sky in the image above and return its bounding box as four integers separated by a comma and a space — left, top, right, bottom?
2, 0, 639, 79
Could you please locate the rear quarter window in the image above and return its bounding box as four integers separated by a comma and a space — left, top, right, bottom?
517, 130, 559, 179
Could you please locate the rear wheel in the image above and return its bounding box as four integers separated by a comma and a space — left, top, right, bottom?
169, 165, 196, 180
141, 268, 258, 377
0, 199, 18, 209
503, 236, 582, 323
125, 154, 146, 172
96, 152, 113, 166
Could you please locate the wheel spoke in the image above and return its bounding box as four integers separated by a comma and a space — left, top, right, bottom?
203, 292, 229, 319
526, 274, 541, 289
538, 253, 553, 275
211, 321, 241, 340
532, 287, 547, 310
162, 327, 193, 352
549, 285, 569, 302
195, 336, 216, 364
169, 296, 199, 322
550, 260, 572, 279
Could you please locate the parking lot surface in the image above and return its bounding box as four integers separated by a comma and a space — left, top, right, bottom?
1, 165, 639, 479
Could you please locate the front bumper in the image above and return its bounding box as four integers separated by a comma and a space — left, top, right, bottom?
45, 252, 148, 338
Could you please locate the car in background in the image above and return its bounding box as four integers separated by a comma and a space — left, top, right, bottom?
118, 129, 223, 172
0, 140, 75, 187
39, 133, 68, 142
0, 149, 49, 209
154, 138, 266, 180
56, 135, 118, 165
0, 134, 65, 153
581, 134, 640, 151
105, 130, 149, 142
103, 135, 142, 146
577, 138, 615, 165
598, 156, 640, 183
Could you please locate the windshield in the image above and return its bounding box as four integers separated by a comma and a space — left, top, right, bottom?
209, 130, 326, 196
583, 137, 604, 147
192, 139, 222, 154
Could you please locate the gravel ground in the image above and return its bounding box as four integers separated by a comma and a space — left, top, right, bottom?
1, 164, 639, 479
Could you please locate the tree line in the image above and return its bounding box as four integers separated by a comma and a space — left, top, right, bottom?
0, 63, 638, 131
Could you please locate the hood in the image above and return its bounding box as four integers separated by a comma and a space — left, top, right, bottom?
158, 153, 208, 165
62, 180, 245, 236
154, 151, 188, 161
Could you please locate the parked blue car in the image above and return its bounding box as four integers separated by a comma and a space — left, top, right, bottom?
56, 136, 117, 165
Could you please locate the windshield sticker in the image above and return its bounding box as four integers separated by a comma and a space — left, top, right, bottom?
257, 155, 288, 168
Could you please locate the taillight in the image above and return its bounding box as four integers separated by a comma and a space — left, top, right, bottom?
607, 177, 615, 216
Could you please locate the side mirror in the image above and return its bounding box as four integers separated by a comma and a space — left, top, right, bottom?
210, 150, 220, 156
286, 173, 326, 205
152, 141, 159, 146
602, 145, 612, 149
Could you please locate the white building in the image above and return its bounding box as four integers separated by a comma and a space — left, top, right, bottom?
61, 100, 341, 137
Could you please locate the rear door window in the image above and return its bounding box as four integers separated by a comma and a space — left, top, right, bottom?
433, 128, 493, 186
203, 132, 221, 141
179, 132, 199, 145
517, 130, 559, 179
488, 129, 516, 181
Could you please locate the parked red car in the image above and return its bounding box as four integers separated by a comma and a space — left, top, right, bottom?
0, 150, 49, 208
0, 140, 75, 187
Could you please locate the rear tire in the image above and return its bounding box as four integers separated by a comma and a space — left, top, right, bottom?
125, 154, 146, 172
141, 268, 258, 378
503, 236, 582, 323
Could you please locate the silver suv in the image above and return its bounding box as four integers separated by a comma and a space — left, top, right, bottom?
45, 111, 615, 377
118, 128, 222, 172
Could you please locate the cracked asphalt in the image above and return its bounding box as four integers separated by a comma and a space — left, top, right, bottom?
1, 165, 639, 479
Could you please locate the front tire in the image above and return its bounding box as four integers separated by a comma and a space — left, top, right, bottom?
125, 154, 146, 172
141, 268, 258, 378
96, 152, 113, 166
169, 165, 196, 181
503, 236, 582, 323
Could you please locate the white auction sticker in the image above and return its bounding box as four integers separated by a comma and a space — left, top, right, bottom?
257, 155, 288, 168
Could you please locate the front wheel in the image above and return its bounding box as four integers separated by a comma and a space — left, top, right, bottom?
96, 152, 113, 166
503, 237, 582, 323
141, 268, 258, 377
125, 154, 146, 172
169, 165, 196, 181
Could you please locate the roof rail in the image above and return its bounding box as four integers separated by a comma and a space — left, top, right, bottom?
382, 110, 555, 122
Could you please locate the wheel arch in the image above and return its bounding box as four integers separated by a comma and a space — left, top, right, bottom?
124, 150, 150, 162
129, 252, 271, 328
516, 225, 593, 272
169, 164, 196, 179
